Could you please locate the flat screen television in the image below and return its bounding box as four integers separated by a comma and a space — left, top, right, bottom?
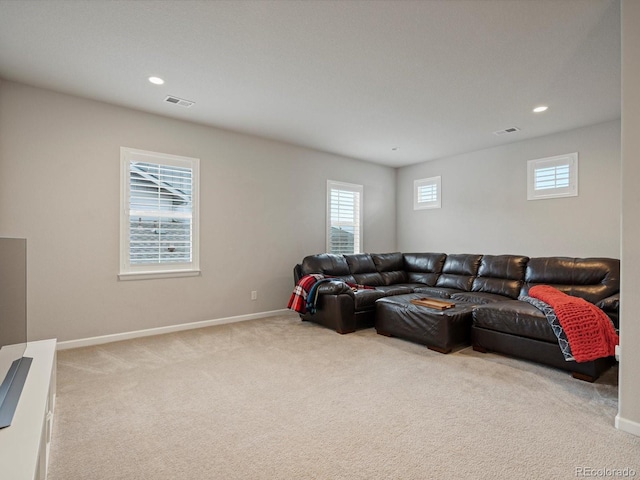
0, 238, 31, 429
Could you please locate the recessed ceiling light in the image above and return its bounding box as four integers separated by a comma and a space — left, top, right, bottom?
533, 105, 548, 113
148, 76, 165, 85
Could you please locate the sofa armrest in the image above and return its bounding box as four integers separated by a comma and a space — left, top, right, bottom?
597, 293, 619, 312
301, 290, 357, 333
316, 280, 356, 298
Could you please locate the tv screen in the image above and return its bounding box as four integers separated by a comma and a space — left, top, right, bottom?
0, 238, 29, 428
0, 238, 27, 350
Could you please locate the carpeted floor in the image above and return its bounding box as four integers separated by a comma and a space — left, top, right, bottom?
49, 313, 640, 479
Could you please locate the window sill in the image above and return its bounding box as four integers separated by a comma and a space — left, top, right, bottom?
118, 269, 201, 281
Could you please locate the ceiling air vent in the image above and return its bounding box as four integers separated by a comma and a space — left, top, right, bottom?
493, 127, 521, 136
164, 95, 195, 108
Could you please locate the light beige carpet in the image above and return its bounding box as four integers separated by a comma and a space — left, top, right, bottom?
49, 313, 639, 480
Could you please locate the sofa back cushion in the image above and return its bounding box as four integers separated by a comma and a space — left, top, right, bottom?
403, 253, 446, 286
345, 253, 384, 286
521, 257, 620, 304
472, 254, 529, 299
436, 254, 482, 291
371, 252, 407, 285
299, 254, 356, 284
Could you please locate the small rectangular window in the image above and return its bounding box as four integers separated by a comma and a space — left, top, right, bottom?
527, 153, 578, 200
327, 181, 363, 255
414, 176, 441, 210
120, 147, 200, 279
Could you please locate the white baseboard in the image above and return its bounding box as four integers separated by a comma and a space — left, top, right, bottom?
56, 309, 290, 350
615, 414, 640, 437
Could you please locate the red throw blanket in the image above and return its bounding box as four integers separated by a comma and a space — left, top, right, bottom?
288, 274, 324, 314
529, 285, 618, 362
288, 274, 373, 314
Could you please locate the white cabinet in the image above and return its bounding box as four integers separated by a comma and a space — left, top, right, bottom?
0, 339, 56, 480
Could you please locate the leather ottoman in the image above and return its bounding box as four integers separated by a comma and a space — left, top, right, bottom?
375, 293, 475, 353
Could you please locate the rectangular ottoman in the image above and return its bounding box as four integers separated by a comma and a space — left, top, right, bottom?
375, 294, 475, 353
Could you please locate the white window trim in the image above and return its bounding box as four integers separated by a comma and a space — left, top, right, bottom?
326, 180, 363, 255
527, 152, 578, 200
414, 176, 442, 210
119, 147, 200, 280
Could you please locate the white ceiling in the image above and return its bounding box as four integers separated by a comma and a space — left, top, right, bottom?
0, 0, 620, 168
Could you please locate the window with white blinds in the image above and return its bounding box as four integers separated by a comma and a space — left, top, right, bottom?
527, 153, 578, 200
414, 176, 441, 210
120, 147, 200, 279
327, 181, 363, 255
534, 164, 570, 190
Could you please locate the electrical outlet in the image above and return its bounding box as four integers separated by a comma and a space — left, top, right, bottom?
251, 290, 258, 301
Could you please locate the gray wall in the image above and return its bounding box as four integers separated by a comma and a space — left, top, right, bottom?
0, 81, 396, 342
397, 120, 621, 258
618, 0, 640, 436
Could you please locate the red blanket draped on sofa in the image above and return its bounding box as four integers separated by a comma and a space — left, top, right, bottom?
529, 285, 618, 362
288, 274, 324, 314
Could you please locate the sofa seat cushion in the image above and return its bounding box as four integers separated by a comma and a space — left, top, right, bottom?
451, 292, 511, 304
472, 300, 557, 343
375, 285, 414, 296
413, 286, 464, 298
353, 289, 387, 310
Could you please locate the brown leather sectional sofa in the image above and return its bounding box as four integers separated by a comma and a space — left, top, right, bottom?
293, 252, 619, 381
